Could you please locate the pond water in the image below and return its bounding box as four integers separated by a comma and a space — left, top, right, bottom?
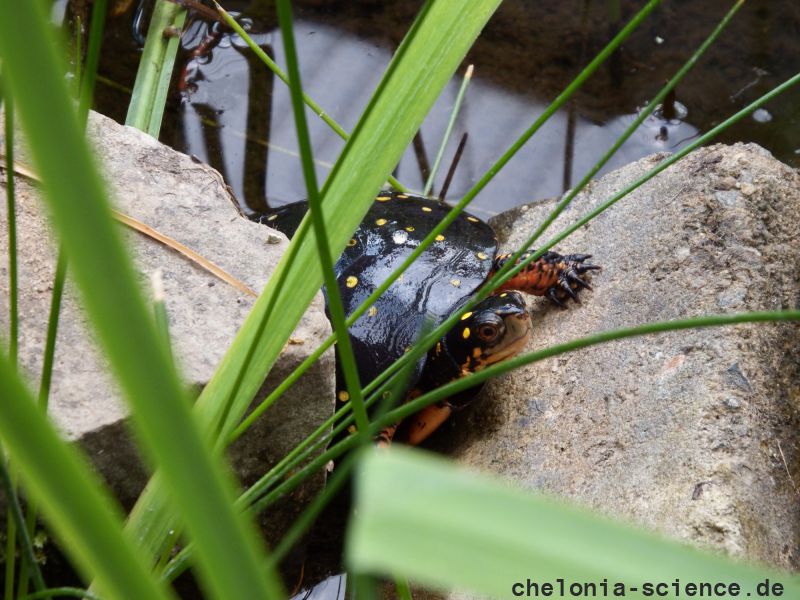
88, 0, 799, 219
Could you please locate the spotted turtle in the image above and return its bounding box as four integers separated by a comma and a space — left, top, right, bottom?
258, 191, 597, 445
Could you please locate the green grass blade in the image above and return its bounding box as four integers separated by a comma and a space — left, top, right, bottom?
38, 248, 67, 409
371, 311, 800, 432
3, 97, 16, 364
423, 64, 473, 197
275, 0, 370, 437
0, 354, 175, 600
77, 0, 107, 125
3, 91, 20, 600
17, 248, 67, 598
0, 458, 46, 592
126, 0, 186, 136
20, 588, 103, 600
0, 2, 283, 597
348, 448, 800, 599
218, 311, 800, 554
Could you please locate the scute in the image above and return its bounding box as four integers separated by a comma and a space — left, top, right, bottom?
258, 191, 497, 390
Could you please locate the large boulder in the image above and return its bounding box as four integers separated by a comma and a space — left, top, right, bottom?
0, 112, 334, 533
432, 143, 800, 571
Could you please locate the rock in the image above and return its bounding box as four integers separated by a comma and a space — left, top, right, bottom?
431, 143, 800, 572
0, 112, 334, 535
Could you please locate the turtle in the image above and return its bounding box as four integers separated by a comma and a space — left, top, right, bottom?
257, 190, 598, 445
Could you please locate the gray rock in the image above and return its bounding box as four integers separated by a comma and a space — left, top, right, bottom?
0, 112, 334, 529
431, 143, 800, 572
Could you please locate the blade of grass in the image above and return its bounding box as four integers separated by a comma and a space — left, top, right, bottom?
3, 97, 16, 363
423, 64, 473, 197
0, 354, 176, 600
276, 0, 370, 439
20, 588, 103, 600
126, 0, 187, 136
0, 458, 46, 593
77, 0, 107, 125
372, 311, 800, 433
3, 92, 19, 600
0, 2, 284, 597
347, 448, 800, 599
17, 247, 66, 599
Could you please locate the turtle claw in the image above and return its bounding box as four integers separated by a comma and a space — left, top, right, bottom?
566, 272, 592, 290
547, 253, 600, 306
547, 287, 566, 307
560, 279, 579, 301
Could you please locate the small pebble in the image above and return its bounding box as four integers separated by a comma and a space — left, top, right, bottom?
723, 397, 741, 410
738, 182, 756, 196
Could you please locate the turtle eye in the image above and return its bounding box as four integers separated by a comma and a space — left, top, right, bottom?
477, 323, 500, 342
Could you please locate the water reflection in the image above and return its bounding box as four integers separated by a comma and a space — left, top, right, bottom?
172, 16, 701, 218
88, 0, 798, 217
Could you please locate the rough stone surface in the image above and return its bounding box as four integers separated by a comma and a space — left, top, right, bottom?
425, 143, 800, 581
0, 111, 334, 517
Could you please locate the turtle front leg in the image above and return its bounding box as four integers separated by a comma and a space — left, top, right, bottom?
492, 251, 600, 305
395, 401, 454, 446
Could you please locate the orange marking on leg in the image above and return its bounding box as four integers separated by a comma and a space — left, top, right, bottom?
403, 404, 453, 446
498, 265, 559, 295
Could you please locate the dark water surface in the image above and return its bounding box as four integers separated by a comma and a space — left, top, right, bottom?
88, 0, 799, 219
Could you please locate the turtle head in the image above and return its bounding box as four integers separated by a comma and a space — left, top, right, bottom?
443, 291, 531, 375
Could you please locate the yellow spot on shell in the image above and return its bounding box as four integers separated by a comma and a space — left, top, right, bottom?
267, 214, 278, 221
460, 311, 473, 320
396, 194, 408, 198
347, 238, 357, 247
397, 274, 404, 282
450, 279, 461, 287
406, 226, 415, 232
375, 195, 391, 202
346, 276, 358, 288
338, 390, 350, 402
500, 292, 508, 297
435, 342, 442, 354
462, 327, 471, 339
376, 218, 388, 226
476, 252, 489, 260
422, 206, 432, 212
467, 216, 480, 223
368, 306, 378, 317
347, 425, 357, 434
435, 234, 445, 241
